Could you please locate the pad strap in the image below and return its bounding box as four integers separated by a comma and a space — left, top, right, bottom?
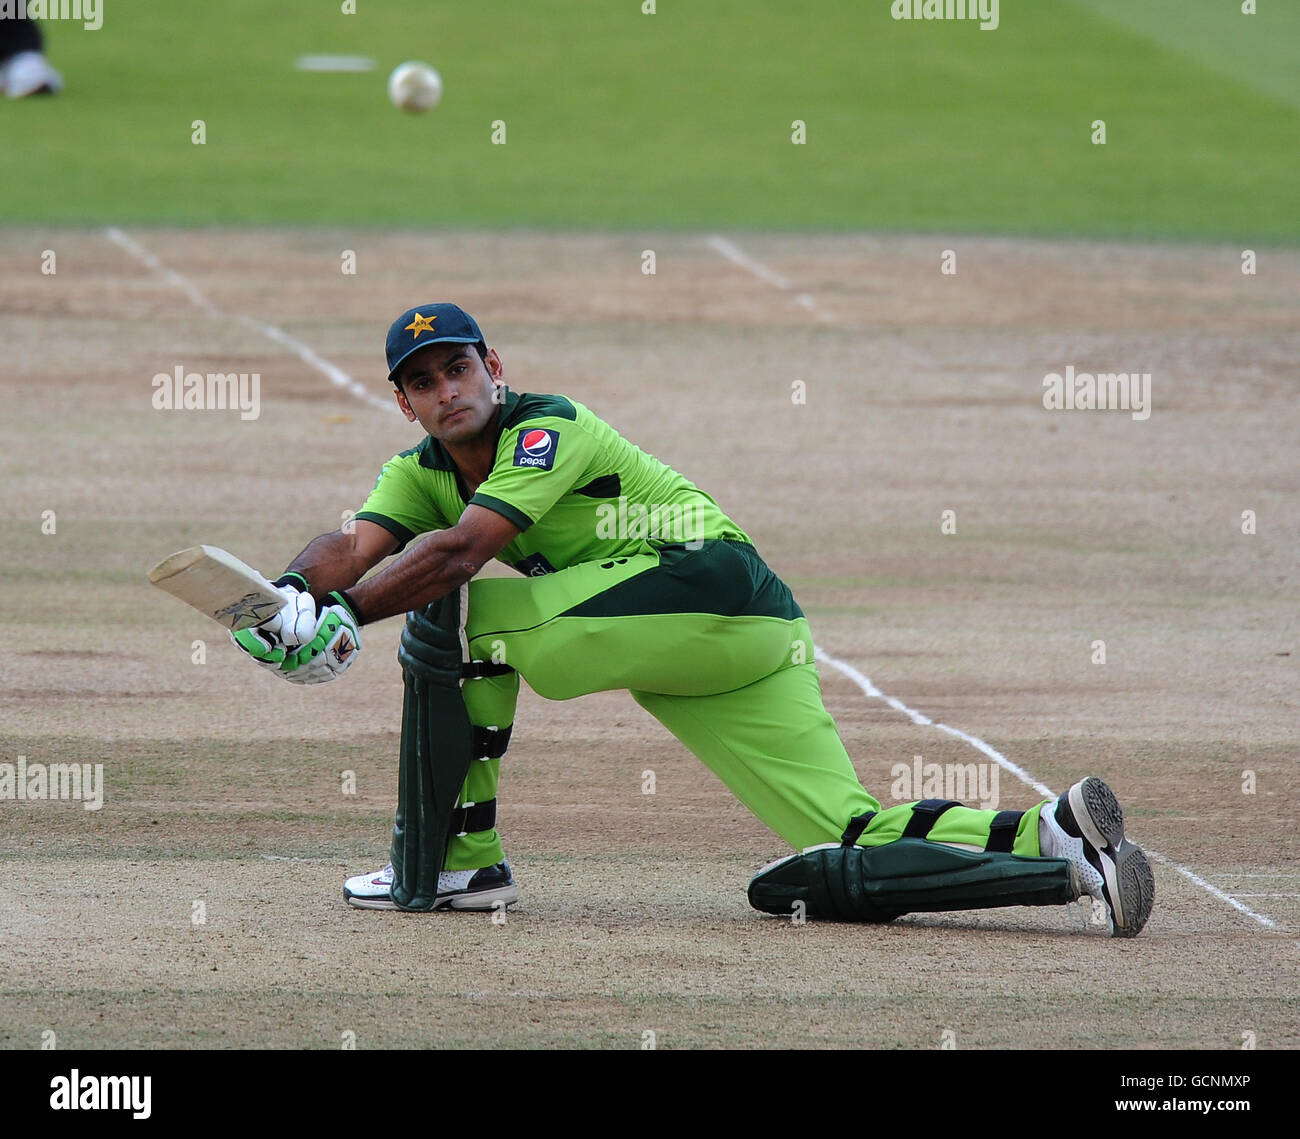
840, 811, 878, 847
473, 724, 512, 759
985, 810, 1024, 853
463, 660, 514, 679
901, 798, 960, 839
451, 799, 497, 836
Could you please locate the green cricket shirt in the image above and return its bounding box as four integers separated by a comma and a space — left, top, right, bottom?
355, 390, 750, 576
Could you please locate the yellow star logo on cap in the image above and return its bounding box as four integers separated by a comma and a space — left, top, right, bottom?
405, 312, 437, 339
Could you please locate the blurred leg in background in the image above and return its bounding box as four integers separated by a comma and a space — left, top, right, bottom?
1, 15, 62, 98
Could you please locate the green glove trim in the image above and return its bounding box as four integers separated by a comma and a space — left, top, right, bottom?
233, 627, 287, 664
333, 589, 364, 626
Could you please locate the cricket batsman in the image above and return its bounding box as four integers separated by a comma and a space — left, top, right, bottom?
232, 303, 1155, 936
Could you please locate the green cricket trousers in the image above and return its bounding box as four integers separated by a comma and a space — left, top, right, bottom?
445, 539, 1047, 870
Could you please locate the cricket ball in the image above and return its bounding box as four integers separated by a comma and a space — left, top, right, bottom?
387, 61, 442, 112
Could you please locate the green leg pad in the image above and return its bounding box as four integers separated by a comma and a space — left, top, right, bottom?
390, 592, 476, 912
747, 838, 1078, 923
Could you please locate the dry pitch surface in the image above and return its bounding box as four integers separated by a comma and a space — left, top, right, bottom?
1, 229, 1297, 1049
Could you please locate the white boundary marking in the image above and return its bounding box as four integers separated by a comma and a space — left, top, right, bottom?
706, 235, 833, 322
814, 644, 1282, 931
104, 226, 398, 415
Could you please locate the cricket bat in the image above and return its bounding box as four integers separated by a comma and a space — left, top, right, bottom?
147, 545, 288, 631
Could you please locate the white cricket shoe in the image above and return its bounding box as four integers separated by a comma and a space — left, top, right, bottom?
1041, 777, 1155, 937
343, 861, 519, 911
3, 52, 63, 98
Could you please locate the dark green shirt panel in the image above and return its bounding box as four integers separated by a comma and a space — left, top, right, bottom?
470, 493, 534, 534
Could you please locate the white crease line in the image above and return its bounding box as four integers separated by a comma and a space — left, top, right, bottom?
815, 645, 1054, 798
708, 235, 791, 289
1232, 894, 1300, 899
106, 226, 219, 316
105, 226, 397, 415
238, 315, 394, 412
814, 644, 1282, 932
1143, 850, 1278, 929
707, 235, 833, 322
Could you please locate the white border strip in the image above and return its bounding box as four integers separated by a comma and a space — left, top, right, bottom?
104, 227, 397, 415
814, 644, 1281, 931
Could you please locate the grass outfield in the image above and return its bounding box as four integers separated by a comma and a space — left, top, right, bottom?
7, 0, 1296, 238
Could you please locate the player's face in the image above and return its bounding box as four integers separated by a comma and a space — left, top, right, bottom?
393, 342, 504, 444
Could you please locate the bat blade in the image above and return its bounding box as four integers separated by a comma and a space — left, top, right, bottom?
147, 545, 288, 631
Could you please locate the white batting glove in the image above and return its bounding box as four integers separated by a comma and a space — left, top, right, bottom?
279, 592, 363, 685
258, 579, 319, 649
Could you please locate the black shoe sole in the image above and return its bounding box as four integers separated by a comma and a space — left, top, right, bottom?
1064, 777, 1155, 938
1110, 842, 1156, 939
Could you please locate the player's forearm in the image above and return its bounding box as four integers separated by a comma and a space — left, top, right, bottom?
283, 530, 373, 597
344, 530, 480, 624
